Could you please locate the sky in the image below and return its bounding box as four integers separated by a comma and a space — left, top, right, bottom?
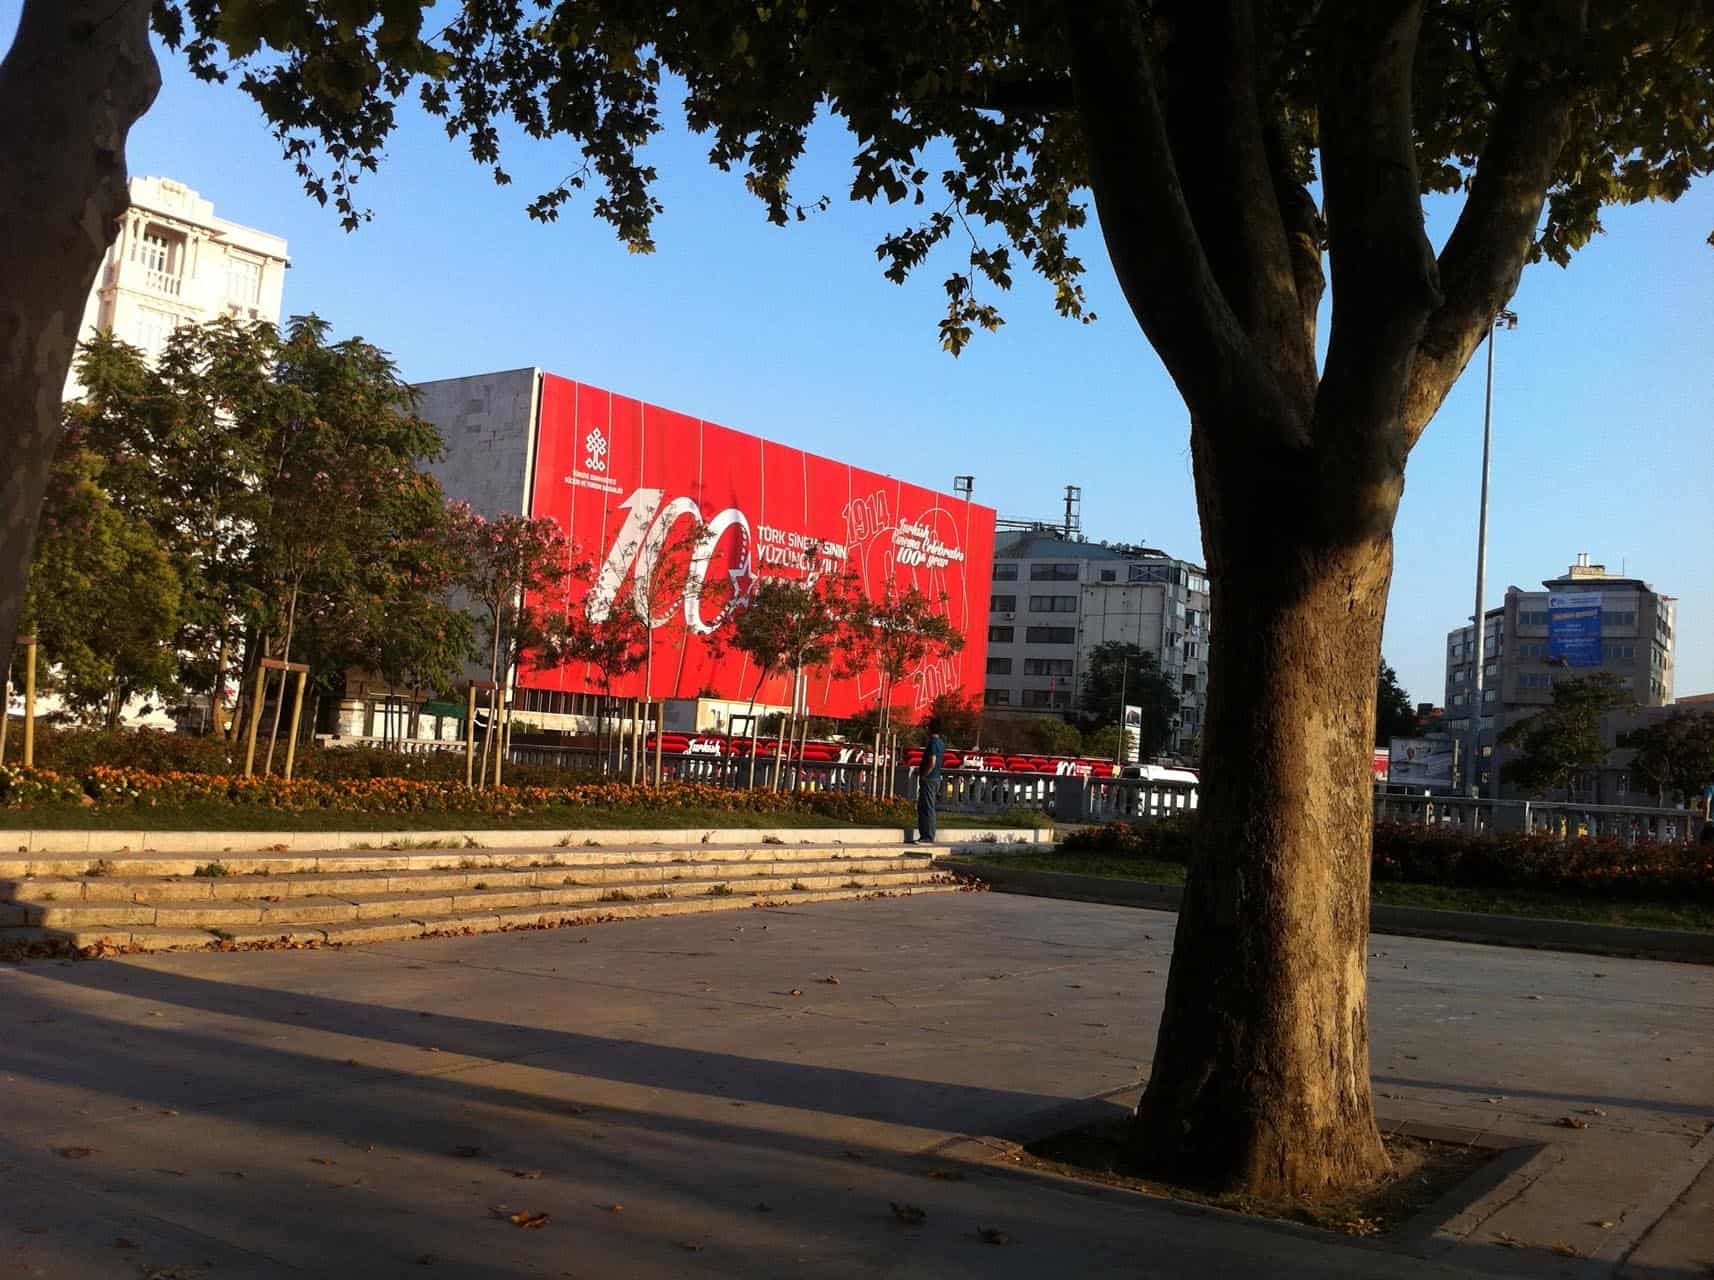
9, 9, 1710, 708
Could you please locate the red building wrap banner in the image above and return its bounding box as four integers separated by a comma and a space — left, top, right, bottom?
522, 374, 996, 718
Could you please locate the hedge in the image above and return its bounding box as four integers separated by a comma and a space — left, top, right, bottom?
1060, 817, 1714, 903
0, 763, 914, 826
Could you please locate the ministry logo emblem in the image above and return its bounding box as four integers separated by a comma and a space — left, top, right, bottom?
584, 427, 609, 473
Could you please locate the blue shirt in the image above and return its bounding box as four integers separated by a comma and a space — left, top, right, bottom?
920, 735, 945, 780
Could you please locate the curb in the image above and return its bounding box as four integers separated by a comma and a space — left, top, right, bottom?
945, 859, 1714, 965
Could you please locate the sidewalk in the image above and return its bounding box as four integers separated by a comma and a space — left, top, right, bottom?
1, 890, 1708, 1277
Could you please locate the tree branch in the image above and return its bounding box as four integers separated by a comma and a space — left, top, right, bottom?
1313, 0, 1440, 463
1401, 10, 1584, 449
1161, 0, 1318, 411
1064, 0, 1303, 442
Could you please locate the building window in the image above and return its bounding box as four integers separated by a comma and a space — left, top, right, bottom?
1099, 569, 1117, 582
992, 562, 1018, 581
133, 306, 176, 362
1021, 688, 1071, 709
1520, 673, 1551, 689
985, 657, 1012, 676
987, 625, 1013, 644
1023, 658, 1075, 677
1025, 626, 1076, 645
227, 256, 262, 306
1451, 692, 1467, 706
990, 594, 1017, 612
1602, 610, 1637, 627
984, 689, 1010, 707
1029, 562, 1079, 581
1129, 563, 1179, 585
1028, 595, 1078, 613
1182, 673, 1197, 692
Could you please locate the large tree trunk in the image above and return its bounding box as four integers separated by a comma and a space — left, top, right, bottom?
1133, 432, 1395, 1196
0, 0, 159, 682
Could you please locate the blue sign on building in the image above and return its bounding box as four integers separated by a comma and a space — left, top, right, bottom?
1548, 592, 1602, 667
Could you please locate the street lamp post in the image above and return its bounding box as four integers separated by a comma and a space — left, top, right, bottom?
1467, 309, 1517, 799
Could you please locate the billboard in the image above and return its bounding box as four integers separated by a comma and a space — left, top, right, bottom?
523, 374, 997, 717
1388, 736, 1456, 788
1121, 704, 1143, 764
1548, 592, 1602, 667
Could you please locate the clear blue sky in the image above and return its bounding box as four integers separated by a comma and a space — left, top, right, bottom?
11, 10, 1710, 707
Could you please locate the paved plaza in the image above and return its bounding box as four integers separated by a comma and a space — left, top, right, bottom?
0, 891, 1709, 1278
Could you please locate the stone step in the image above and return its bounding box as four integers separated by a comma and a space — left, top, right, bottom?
1, 880, 969, 954
0, 853, 937, 906
0, 840, 956, 881
15, 867, 948, 932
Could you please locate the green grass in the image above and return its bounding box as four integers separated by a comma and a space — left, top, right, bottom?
968, 849, 1714, 933
1370, 881, 1714, 932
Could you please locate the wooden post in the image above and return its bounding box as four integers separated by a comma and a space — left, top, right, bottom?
243, 663, 268, 777
493, 693, 506, 789
282, 669, 309, 779
19, 636, 37, 768
652, 700, 664, 787
465, 683, 477, 788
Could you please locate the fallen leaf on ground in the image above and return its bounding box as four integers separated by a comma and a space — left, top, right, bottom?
1492, 1233, 1521, 1248
788, 989, 803, 997
153, 1168, 188, 1177
926, 1168, 964, 1181
816, 976, 840, 985
1550, 1242, 1582, 1258
1578, 1107, 1607, 1117
891, 1202, 927, 1224
451, 1145, 486, 1158
1555, 1116, 1589, 1129
309, 1157, 337, 1166
1484, 1096, 1506, 1104
113, 1238, 138, 1249
490, 1207, 551, 1229
505, 1169, 544, 1180
677, 1241, 704, 1252
1591, 1219, 1616, 1229
978, 1227, 1011, 1245
56, 1147, 94, 1159
598, 1202, 623, 1213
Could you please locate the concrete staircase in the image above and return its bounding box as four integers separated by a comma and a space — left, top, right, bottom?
0, 838, 970, 956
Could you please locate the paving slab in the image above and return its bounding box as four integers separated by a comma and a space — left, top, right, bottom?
0, 893, 1708, 1278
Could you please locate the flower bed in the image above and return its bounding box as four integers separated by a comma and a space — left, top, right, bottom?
1060, 816, 1714, 903
0, 763, 914, 826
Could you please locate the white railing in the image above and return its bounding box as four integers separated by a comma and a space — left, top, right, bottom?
144, 267, 182, 296
1373, 790, 1698, 846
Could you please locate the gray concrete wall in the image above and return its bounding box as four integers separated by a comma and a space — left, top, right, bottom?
414, 368, 540, 518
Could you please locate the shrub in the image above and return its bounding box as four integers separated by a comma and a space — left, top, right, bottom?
1059, 815, 1714, 903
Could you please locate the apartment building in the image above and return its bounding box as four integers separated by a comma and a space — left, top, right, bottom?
984, 531, 1210, 754
65, 176, 289, 399
1442, 555, 1678, 799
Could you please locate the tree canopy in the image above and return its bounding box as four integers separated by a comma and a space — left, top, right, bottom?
1500, 672, 1632, 794
1375, 660, 1418, 747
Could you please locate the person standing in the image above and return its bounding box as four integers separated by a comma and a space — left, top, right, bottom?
913, 716, 945, 845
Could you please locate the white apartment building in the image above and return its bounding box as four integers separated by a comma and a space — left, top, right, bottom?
65, 176, 289, 400
984, 531, 1211, 754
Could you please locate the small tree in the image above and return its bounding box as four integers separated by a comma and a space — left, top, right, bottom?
537, 596, 648, 775
1082, 724, 1126, 760
1078, 643, 1180, 759
448, 504, 571, 785
1628, 711, 1714, 806
1375, 660, 1417, 747
21, 444, 181, 726
1021, 715, 1084, 757
1500, 673, 1632, 796
842, 585, 965, 748
923, 690, 984, 749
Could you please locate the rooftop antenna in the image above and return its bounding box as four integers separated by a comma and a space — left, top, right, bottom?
1063, 484, 1082, 539
953, 475, 974, 502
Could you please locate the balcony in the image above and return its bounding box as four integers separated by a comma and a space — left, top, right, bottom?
143, 267, 183, 297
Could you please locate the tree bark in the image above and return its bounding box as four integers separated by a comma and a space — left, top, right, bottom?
0, 0, 159, 683
1132, 429, 1395, 1196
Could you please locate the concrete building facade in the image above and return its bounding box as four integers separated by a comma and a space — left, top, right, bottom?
65, 177, 289, 399
1441, 556, 1679, 801
984, 531, 1210, 754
